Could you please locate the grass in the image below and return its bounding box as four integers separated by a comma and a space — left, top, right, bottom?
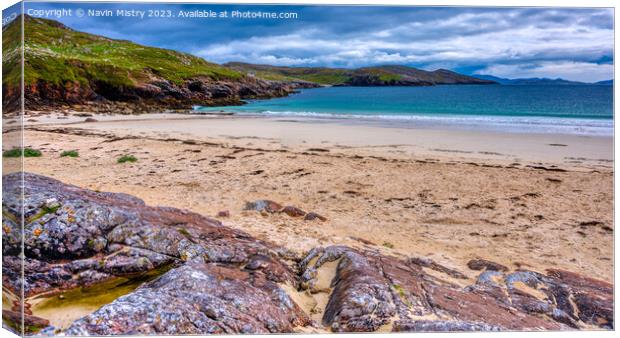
382, 242, 395, 249
3, 15, 244, 91
3, 147, 42, 158
117, 155, 137, 163
60, 150, 79, 157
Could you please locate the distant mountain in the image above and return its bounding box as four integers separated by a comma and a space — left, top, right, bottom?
226, 63, 496, 86
474, 74, 612, 86
595, 79, 613, 85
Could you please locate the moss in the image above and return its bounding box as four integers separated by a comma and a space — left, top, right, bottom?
27, 204, 61, 224
60, 150, 79, 157
3, 147, 42, 158
117, 154, 137, 163
391, 284, 412, 307
177, 227, 192, 239
2, 209, 18, 224
382, 242, 395, 249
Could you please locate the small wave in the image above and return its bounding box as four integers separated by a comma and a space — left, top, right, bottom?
195, 109, 613, 136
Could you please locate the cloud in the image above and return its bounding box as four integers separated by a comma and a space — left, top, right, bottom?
476, 62, 613, 83
196, 11, 613, 75
24, 3, 614, 81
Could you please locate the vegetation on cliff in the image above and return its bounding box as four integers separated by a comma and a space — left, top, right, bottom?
2, 16, 296, 111
226, 62, 496, 86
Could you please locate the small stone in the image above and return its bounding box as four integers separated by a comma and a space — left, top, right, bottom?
467, 259, 509, 272
281, 206, 306, 217
304, 212, 327, 221
216, 210, 230, 218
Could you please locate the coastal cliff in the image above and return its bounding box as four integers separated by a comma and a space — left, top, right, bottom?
2, 16, 318, 114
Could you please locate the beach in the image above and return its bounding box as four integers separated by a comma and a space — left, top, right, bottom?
20, 112, 614, 283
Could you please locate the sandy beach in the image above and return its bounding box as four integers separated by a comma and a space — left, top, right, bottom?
17, 112, 613, 283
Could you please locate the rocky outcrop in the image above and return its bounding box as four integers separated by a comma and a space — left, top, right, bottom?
18, 76, 314, 114
1, 173, 613, 335
65, 262, 309, 335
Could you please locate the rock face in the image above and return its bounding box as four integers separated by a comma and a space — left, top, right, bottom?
18, 76, 313, 114
1, 173, 614, 335
65, 263, 309, 335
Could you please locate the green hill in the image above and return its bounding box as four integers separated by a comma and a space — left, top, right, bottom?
2, 16, 296, 112
225, 63, 496, 86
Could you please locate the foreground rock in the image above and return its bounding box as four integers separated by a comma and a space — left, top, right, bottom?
2, 173, 613, 334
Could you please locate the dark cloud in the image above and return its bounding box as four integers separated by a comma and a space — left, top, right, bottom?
21, 2, 614, 81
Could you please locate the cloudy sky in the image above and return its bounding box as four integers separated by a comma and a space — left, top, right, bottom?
12, 2, 615, 82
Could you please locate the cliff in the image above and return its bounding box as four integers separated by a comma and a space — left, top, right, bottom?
2, 16, 314, 113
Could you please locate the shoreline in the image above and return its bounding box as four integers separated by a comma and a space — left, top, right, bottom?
23, 111, 614, 169
193, 110, 614, 137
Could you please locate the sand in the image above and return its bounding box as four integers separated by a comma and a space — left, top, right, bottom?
17, 112, 614, 282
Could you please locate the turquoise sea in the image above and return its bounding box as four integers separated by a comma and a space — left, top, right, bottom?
195, 85, 614, 136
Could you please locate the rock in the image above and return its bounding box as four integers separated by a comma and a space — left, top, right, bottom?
64, 263, 310, 335
2, 173, 298, 299
216, 210, 230, 218
2, 310, 50, 333
304, 212, 327, 221
281, 206, 306, 217
2, 173, 614, 334
84, 117, 98, 122
244, 200, 283, 213
467, 259, 509, 272
393, 320, 502, 332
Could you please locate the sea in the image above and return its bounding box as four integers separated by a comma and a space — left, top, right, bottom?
194, 85, 614, 136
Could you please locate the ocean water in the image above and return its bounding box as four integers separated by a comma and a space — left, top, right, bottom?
195, 85, 614, 136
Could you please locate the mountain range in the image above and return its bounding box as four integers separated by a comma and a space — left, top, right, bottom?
473, 74, 613, 86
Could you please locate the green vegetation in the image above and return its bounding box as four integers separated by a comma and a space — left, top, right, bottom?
382, 242, 395, 249
3, 147, 42, 158
227, 62, 492, 86
391, 284, 412, 307
60, 150, 79, 157
117, 154, 138, 163
3, 15, 244, 91
27, 203, 61, 224
226, 62, 351, 85
177, 227, 192, 239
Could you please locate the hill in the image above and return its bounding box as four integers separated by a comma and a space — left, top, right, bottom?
595, 79, 613, 85
2, 16, 305, 113
226, 63, 496, 86
473, 75, 609, 86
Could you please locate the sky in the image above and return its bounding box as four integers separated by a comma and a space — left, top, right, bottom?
5, 2, 615, 82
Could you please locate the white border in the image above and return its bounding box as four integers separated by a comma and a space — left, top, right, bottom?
0, 1, 616, 338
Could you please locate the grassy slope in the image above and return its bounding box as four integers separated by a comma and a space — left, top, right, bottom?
2, 16, 244, 90
226, 63, 351, 85
226, 63, 492, 85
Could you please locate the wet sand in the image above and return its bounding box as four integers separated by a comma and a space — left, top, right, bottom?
19, 112, 614, 282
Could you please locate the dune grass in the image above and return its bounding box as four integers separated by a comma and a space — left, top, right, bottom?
117, 155, 137, 163
3, 147, 42, 158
